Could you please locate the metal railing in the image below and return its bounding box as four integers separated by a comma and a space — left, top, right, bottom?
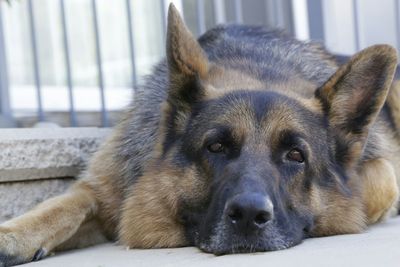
0, 0, 398, 128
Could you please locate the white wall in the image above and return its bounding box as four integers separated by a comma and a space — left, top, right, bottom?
322, 0, 398, 54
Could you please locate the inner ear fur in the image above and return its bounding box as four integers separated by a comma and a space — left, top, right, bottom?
165, 4, 209, 110
316, 45, 397, 133
315, 45, 397, 160
166, 4, 208, 78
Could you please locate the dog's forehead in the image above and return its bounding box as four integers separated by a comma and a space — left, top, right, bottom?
197, 90, 322, 140
190, 62, 325, 140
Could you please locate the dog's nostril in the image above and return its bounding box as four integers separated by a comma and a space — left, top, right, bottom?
228, 208, 243, 223
254, 211, 271, 226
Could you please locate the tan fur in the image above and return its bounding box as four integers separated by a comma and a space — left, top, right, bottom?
203, 65, 267, 98
310, 157, 399, 235
360, 158, 399, 224
203, 64, 321, 102
309, 176, 366, 236
83, 127, 128, 237
0, 182, 98, 259
119, 160, 208, 248
55, 219, 108, 251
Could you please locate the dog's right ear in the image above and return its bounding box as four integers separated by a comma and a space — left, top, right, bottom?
315, 45, 397, 166
166, 4, 209, 108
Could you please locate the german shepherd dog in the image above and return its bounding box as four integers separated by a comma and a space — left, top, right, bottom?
1, 4, 400, 266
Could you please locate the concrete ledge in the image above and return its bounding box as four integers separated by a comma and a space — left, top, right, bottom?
0, 128, 111, 221
0, 128, 111, 183
0, 178, 75, 222
21, 217, 400, 267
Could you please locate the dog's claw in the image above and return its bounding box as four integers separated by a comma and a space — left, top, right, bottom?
32, 248, 47, 262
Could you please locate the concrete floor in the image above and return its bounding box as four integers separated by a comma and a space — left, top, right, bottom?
21, 216, 400, 267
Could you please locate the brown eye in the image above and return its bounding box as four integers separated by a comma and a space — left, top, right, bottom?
287, 149, 304, 163
208, 142, 224, 153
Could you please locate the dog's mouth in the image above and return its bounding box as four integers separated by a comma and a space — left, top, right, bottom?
199, 240, 295, 255
194, 219, 307, 255
197, 234, 300, 255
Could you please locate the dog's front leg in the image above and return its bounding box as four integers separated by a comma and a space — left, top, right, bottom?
0, 181, 98, 266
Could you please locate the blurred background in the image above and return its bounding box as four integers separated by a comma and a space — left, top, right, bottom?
0, 0, 398, 127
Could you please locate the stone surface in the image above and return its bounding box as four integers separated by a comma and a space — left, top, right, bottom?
0, 178, 75, 223
16, 111, 123, 128
0, 128, 111, 182
0, 127, 111, 222
20, 216, 400, 267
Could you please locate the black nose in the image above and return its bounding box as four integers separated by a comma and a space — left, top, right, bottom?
224, 193, 273, 233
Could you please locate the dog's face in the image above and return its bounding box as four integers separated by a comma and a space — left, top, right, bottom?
154, 5, 397, 254
177, 91, 327, 253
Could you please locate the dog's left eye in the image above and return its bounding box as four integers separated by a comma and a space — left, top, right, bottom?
286, 148, 304, 163
207, 142, 224, 153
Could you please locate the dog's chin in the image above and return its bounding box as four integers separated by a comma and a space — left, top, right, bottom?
199, 240, 295, 256
196, 220, 303, 255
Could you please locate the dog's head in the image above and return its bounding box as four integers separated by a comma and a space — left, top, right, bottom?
156, 5, 397, 254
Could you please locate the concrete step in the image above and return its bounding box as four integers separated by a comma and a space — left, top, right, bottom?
0, 128, 111, 222
19, 216, 400, 267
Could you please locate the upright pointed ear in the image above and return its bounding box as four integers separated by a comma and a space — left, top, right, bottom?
166, 4, 209, 108
315, 45, 397, 163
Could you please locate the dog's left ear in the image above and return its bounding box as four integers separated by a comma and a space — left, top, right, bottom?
166, 4, 209, 110
315, 45, 397, 162
166, 4, 208, 78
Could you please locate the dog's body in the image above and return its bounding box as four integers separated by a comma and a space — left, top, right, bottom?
1, 5, 400, 266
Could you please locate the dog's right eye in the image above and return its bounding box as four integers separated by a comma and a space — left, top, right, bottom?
207, 142, 224, 153
286, 148, 304, 163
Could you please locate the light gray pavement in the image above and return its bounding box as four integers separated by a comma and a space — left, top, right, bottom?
20, 216, 400, 267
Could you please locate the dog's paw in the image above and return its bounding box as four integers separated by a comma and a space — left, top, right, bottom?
0, 226, 47, 267
0, 252, 24, 267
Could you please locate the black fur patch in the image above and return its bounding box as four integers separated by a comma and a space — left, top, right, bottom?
0, 252, 25, 267
32, 248, 46, 262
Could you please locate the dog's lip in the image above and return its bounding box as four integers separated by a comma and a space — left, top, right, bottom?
198, 237, 300, 255
202, 243, 291, 256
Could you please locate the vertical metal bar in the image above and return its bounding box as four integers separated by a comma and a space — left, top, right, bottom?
160, 0, 167, 38
272, 0, 280, 26
27, 0, 44, 122
306, 0, 324, 40
233, 0, 243, 23
213, 0, 226, 24
0, 3, 14, 127
125, 0, 137, 89
352, 0, 361, 51
286, 0, 295, 36
264, 0, 274, 26
60, 0, 77, 126
395, 0, 400, 55
91, 0, 108, 127
196, 0, 206, 35
272, 0, 289, 30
